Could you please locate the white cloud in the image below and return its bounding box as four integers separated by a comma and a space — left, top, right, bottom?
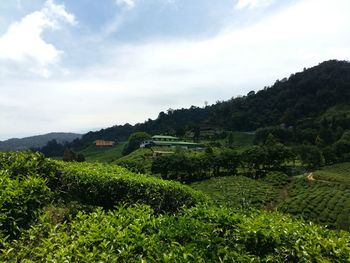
115, 0, 136, 9
88, 0, 350, 97
235, 0, 275, 9
0, 0, 75, 77
1, 0, 350, 139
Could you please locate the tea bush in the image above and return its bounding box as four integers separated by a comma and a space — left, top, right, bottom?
262, 171, 290, 188
57, 162, 207, 212
2, 205, 349, 262
0, 151, 60, 189
0, 170, 52, 239
1, 152, 207, 214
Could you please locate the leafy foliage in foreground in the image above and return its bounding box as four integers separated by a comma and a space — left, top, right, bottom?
57, 161, 207, 212
0, 171, 51, 239
0, 151, 60, 189
0, 152, 57, 239
0, 151, 206, 243
2, 205, 350, 262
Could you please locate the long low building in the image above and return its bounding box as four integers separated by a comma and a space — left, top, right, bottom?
140, 135, 203, 150
152, 135, 180, 142
153, 140, 203, 149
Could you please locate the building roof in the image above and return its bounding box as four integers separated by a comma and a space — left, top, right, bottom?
153, 140, 202, 147
152, 135, 179, 140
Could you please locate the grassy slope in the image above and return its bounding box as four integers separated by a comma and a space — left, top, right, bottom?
113, 148, 154, 173
78, 142, 126, 163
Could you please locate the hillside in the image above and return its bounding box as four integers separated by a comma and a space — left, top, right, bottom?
211, 60, 350, 130
280, 163, 350, 231
0, 132, 82, 151
192, 162, 350, 231
1, 152, 349, 262
70, 60, 350, 149
78, 143, 126, 163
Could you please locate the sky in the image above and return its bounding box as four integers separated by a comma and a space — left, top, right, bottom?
0, 0, 349, 140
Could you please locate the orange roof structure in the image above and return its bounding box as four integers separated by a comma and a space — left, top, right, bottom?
95, 140, 115, 147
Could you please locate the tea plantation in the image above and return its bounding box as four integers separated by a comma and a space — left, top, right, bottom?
191, 176, 279, 209
279, 163, 350, 231
1, 152, 350, 262
314, 162, 350, 187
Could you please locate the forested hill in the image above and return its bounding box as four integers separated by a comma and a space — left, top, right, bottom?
71, 59, 350, 148
0, 132, 81, 151
211, 59, 350, 130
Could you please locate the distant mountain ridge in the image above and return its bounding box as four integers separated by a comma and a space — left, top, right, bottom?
70, 59, 350, 149
0, 132, 82, 151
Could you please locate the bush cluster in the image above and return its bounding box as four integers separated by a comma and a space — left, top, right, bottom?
57, 162, 207, 212
2, 205, 349, 262
0, 151, 60, 189
262, 171, 290, 187
0, 151, 206, 242
0, 152, 54, 239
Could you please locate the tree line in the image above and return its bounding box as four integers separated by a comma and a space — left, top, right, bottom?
151, 135, 311, 183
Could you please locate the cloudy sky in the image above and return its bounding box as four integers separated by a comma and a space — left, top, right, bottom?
0, 0, 349, 140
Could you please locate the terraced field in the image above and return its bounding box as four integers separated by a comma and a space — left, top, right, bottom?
191, 176, 280, 209
192, 165, 350, 231
279, 163, 350, 231
314, 162, 350, 186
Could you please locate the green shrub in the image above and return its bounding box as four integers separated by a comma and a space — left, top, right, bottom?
0, 170, 52, 239
263, 171, 290, 187
0, 151, 60, 189
2, 205, 349, 262
114, 148, 153, 174
57, 162, 207, 212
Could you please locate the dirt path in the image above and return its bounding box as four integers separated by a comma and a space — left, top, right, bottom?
307, 172, 315, 181
307, 172, 335, 184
